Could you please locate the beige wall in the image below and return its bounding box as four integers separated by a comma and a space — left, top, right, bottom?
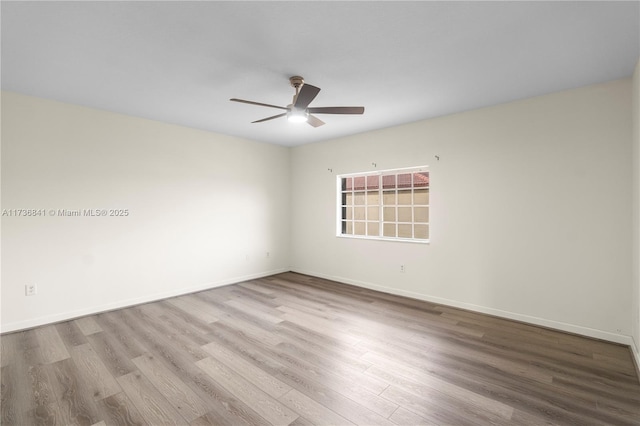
2, 76, 637, 350
1, 92, 291, 332
291, 79, 633, 343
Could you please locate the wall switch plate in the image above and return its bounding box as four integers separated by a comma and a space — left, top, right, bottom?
400, 265, 405, 273
25, 284, 37, 296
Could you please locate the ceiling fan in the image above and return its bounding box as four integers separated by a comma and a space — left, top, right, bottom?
230, 76, 364, 127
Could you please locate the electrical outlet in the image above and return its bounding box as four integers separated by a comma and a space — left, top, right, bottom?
25, 284, 37, 296
400, 265, 405, 273
266, 251, 270, 258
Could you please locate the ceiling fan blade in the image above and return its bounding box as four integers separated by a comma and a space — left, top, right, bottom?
307, 114, 325, 127
230, 98, 288, 110
294, 84, 321, 109
307, 106, 365, 115
252, 113, 287, 123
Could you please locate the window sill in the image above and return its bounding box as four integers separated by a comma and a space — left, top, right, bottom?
336, 234, 430, 244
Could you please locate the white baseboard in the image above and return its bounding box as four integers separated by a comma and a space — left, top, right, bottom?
291, 268, 635, 347
0, 268, 288, 334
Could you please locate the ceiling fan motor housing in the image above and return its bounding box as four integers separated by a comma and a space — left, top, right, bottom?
289, 76, 305, 89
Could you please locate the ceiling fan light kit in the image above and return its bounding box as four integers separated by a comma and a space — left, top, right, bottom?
230, 75, 364, 128
287, 108, 309, 123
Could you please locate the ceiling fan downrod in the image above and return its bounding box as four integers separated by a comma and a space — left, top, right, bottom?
290, 76, 304, 103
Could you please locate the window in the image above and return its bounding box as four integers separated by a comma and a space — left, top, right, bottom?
338, 167, 429, 242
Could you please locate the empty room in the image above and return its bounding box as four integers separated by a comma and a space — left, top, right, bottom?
2, 1, 640, 425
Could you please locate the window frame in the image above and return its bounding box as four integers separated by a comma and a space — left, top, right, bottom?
336, 166, 429, 244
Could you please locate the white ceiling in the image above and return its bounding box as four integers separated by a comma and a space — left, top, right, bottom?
2, 1, 639, 147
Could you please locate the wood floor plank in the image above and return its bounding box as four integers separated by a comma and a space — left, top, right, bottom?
1, 365, 26, 425
272, 294, 342, 321
1, 333, 18, 367
50, 358, 102, 426
116, 311, 271, 426
85, 332, 138, 378
381, 384, 497, 426
277, 337, 371, 375
1, 272, 639, 426
274, 329, 373, 384
509, 407, 563, 425
35, 325, 70, 364
286, 415, 315, 426
168, 296, 220, 324
205, 323, 398, 425
137, 304, 211, 347
238, 280, 274, 295
95, 392, 146, 426
216, 315, 283, 347
132, 353, 210, 422
264, 338, 389, 397
25, 352, 57, 408
593, 352, 638, 375
201, 341, 292, 398
276, 320, 369, 360
227, 285, 281, 307
4, 372, 62, 426
156, 300, 218, 335
93, 313, 147, 360
551, 374, 640, 417
278, 308, 360, 346
189, 410, 255, 426
74, 317, 103, 336
4, 337, 58, 424
275, 375, 396, 426
56, 321, 89, 349
196, 356, 299, 426
366, 361, 514, 420
271, 341, 399, 417
139, 303, 213, 340
125, 307, 210, 363
195, 292, 283, 336
405, 343, 628, 425
224, 298, 284, 324
278, 389, 354, 426
29, 400, 64, 426
18, 330, 41, 353
388, 406, 433, 425
116, 371, 187, 426
547, 375, 640, 422
69, 343, 121, 401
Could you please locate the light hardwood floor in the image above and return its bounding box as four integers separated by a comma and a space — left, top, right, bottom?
1, 272, 639, 425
